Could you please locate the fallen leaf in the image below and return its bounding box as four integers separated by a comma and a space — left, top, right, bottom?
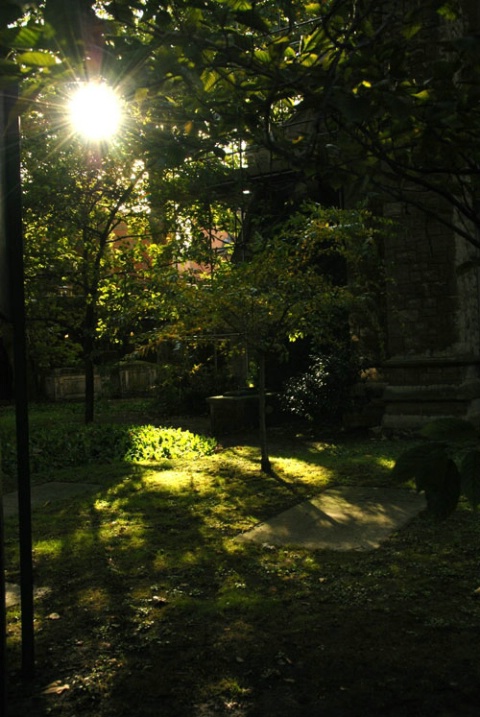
42, 681, 70, 695
152, 595, 169, 606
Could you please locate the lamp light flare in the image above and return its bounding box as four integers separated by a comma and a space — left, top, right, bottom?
68, 82, 122, 140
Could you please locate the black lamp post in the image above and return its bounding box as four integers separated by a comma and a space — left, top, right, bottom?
1, 84, 35, 697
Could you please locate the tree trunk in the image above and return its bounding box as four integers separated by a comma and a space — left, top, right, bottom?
258, 350, 271, 474
84, 304, 95, 424
84, 354, 95, 424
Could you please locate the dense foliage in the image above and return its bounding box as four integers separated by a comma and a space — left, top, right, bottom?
2, 1, 480, 422
280, 349, 359, 423
0, 416, 217, 480
392, 417, 480, 520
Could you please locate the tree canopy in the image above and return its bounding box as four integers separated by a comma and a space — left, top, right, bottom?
149, 202, 385, 469
2, 0, 480, 413
20, 96, 176, 419
3, 2, 479, 247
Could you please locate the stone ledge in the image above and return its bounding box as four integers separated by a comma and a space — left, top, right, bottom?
383, 384, 459, 401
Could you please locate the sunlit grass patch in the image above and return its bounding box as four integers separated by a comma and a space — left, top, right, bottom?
0, 404, 216, 491
214, 585, 278, 613
98, 519, 149, 553
140, 467, 197, 491
152, 550, 171, 572
32, 537, 65, 558
270, 454, 332, 489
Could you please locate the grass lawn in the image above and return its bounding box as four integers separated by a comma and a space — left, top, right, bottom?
2, 400, 480, 716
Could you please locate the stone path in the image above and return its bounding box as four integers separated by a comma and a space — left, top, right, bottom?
5, 582, 21, 609
2, 481, 100, 519
235, 486, 425, 551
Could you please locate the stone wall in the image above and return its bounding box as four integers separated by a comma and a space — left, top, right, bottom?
44, 361, 159, 401
383, 197, 460, 356
44, 368, 104, 401
111, 361, 159, 397
380, 197, 480, 429
365, 2, 480, 430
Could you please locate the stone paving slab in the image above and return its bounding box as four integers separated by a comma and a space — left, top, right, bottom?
5, 582, 21, 609
2, 481, 100, 519
235, 486, 426, 551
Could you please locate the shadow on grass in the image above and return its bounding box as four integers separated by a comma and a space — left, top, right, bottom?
5, 437, 480, 717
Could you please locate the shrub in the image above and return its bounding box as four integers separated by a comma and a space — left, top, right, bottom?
0, 421, 217, 479
280, 350, 358, 423
392, 418, 480, 520
123, 424, 217, 462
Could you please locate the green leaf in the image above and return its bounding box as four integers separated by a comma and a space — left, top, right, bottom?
437, 3, 459, 21
402, 23, 421, 40
300, 53, 320, 68
253, 49, 270, 64
301, 29, 325, 54
201, 68, 220, 92
216, 0, 252, 9
460, 449, 480, 511
16, 50, 59, 67
0, 25, 44, 49
412, 89, 430, 101
268, 36, 290, 60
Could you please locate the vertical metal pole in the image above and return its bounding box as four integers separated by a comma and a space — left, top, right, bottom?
0, 453, 7, 717
3, 85, 35, 680
0, 87, 10, 717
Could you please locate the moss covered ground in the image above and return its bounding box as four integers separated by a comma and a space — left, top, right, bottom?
3, 401, 480, 716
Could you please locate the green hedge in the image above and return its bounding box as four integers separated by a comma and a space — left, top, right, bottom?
0, 422, 217, 479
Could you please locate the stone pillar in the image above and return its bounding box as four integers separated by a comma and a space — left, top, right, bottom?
381, 197, 480, 428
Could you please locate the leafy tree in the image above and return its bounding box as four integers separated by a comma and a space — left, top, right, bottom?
6, 0, 479, 422
150, 204, 384, 472
0, 1, 89, 86
5, 2, 480, 253
99, 0, 480, 249
21, 100, 161, 421
317, 0, 480, 249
